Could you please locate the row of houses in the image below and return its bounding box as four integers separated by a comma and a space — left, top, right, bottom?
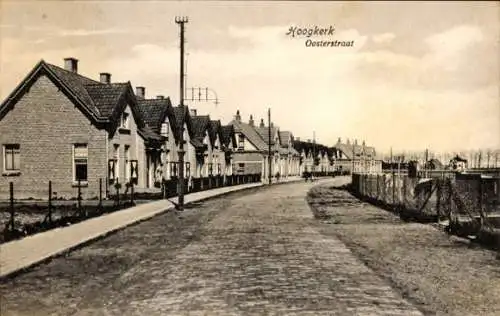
0, 58, 381, 199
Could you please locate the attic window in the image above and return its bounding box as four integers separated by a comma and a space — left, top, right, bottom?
121, 112, 130, 129
161, 122, 169, 137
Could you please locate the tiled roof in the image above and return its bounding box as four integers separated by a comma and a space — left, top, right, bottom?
209, 120, 221, 146
229, 119, 269, 152
190, 115, 211, 148
191, 115, 210, 138
334, 142, 377, 160
172, 106, 193, 141
45, 63, 101, 116
136, 98, 173, 134
85, 83, 129, 117
220, 125, 235, 147
0, 60, 165, 144
254, 126, 278, 146
279, 131, 292, 147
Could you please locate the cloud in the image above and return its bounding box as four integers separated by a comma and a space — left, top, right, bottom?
423, 25, 484, 71
57, 28, 130, 37
372, 32, 395, 44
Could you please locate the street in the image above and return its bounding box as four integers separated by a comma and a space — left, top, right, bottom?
0, 178, 422, 316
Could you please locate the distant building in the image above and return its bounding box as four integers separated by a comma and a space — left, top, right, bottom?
449, 155, 468, 171
332, 138, 381, 174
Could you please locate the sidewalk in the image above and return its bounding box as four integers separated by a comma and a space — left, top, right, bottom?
0, 177, 303, 279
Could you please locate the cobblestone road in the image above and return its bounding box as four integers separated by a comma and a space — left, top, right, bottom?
1, 179, 423, 316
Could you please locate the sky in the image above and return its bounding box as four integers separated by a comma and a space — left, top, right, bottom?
0, 1, 499, 155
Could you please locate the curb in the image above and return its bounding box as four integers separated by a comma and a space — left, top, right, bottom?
0, 180, 303, 281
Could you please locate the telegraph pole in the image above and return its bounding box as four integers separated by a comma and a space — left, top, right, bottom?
175, 16, 188, 210
313, 131, 316, 176
268, 108, 272, 185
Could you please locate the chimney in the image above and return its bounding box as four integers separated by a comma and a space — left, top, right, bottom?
259, 118, 265, 128
190, 109, 197, 116
355, 139, 358, 145
296, 137, 300, 141
270, 122, 274, 128
99, 73, 111, 84
156, 95, 165, 100
337, 137, 341, 144
249, 115, 254, 126
64, 58, 78, 73
136, 86, 145, 99
235, 110, 241, 122
347, 138, 350, 145
307, 139, 311, 143
362, 140, 366, 146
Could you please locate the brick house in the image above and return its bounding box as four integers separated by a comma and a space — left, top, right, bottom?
0, 58, 166, 199
333, 138, 381, 174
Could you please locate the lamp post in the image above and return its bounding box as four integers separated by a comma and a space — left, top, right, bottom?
175, 16, 188, 210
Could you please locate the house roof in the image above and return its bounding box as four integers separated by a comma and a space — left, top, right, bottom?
220, 125, 237, 148
254, 126, 278, 146
279, 131, 292, 147
190, 115, 211, 148
452, 155, 468, 163
229, 119, 269, 152
209, 120, 221, 145
0, 60, 164, 144
334, 142, 376, 159
172, 105, 193, 141
136, 97, 174, 134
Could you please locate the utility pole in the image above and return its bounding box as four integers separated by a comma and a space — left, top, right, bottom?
175, 16, 188, 210
313, 131, 316, 176
268, 108, 272, 185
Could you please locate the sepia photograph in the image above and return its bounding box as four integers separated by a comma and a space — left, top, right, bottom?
0, 1, 499, 315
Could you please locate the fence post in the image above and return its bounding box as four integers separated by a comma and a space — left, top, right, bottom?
48, 180, 52, 224
392, 172, 396, 206
9, 182, 14, 231
116, 179, 120, 206
77, 179, 83, 216
402, 176, 407, 209
376, 174, 380, 200
478, 178, 484, 228
98, 178, 103, 209
130, 181, 135, 205
436, 180, 442, 222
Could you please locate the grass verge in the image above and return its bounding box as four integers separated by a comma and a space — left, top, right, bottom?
308, 184, 500, 316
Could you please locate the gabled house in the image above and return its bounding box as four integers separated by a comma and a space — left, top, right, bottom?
136, 92, 178, 187
333, 138, 381, 174
209, 119, 224, 177
189, 114, 213, 178
172, 106, 195, 181
229, 111, 269, 179
220, 124, 237, 182
278, 131, 301, 178
254, 119, 282, 179
0, 58, 162, 199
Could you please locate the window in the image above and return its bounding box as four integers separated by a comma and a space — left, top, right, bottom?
208, 163, 213, 176
185, 162, 190, 178
237, 163, 245, 173
161, 122, 169, 137
3, 144, 20, 172
238, 134, 245, 151
113, 144, 120, 180
170, 162, 178, 177
121, 112, 130, 129
73, 144, 88, 182
124, 145, 130, 181
217, 163, 221, 175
